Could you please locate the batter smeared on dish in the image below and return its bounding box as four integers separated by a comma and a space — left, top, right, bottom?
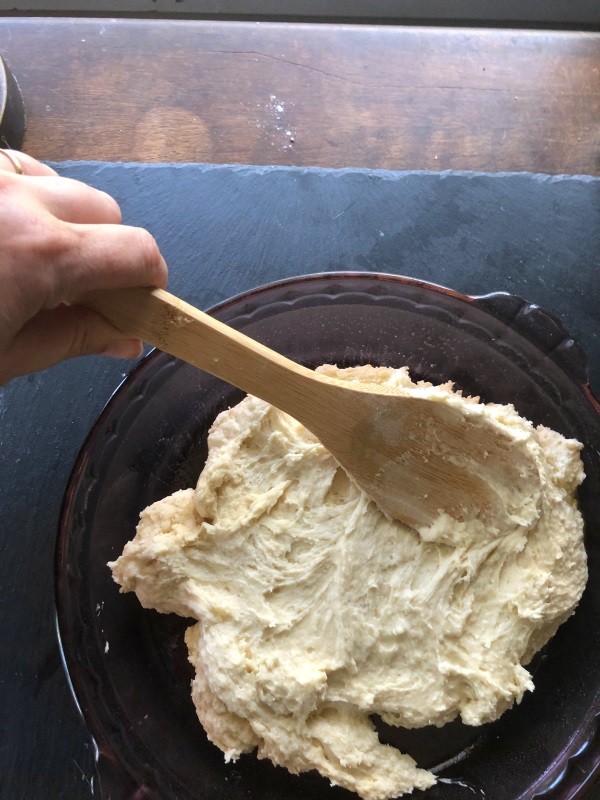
110, 365, 587, 800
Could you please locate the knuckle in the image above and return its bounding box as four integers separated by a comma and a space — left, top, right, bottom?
65, 310, 96, 357
32, 221, 77, 305
0, 178, 70, 309
34, 218, 71, 263
36, 217, 72, 259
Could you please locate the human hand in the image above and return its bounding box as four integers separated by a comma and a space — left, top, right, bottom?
0, 150, 168, 385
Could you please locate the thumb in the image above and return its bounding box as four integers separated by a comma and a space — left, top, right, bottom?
1, 304, 142, 383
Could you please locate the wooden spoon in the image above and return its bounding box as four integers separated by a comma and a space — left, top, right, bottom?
85, 287, 539, 532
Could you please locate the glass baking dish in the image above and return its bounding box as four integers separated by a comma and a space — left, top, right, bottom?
56, 272, 600, 800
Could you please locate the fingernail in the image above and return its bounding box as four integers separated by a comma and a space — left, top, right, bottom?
102, 339, 143, 359
158, 255, 169, 288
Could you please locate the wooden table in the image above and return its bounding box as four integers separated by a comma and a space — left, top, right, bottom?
0, 17, 599, 175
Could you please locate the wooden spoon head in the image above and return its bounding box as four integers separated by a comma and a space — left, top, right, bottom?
312, 383, 541, 535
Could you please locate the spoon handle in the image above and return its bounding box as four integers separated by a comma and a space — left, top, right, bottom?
84, 287, 321, 419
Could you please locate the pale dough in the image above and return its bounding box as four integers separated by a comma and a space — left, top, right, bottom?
110, 365, 587, 800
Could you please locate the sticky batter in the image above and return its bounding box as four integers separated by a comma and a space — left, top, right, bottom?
110, 365, 587, 799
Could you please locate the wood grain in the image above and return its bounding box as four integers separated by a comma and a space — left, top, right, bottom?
0, 18, 599, 174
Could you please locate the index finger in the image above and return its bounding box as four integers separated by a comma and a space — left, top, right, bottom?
0, 150, 58, 177
48, 222, 168, 307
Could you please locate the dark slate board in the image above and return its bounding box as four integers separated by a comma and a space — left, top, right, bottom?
1, 162, 600, 800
